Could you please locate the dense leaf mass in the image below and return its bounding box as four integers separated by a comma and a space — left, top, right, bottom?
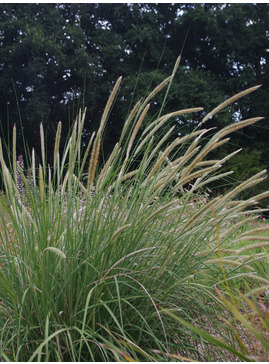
0, 3, 268, 180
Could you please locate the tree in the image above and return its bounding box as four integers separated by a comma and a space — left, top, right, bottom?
0, 3, 268, 177
0, 4, 92, 159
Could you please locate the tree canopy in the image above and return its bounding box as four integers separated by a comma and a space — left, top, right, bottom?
0, 3, 268, 181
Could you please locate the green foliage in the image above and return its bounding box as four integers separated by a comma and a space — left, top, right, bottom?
0, 3, 268, 177
0, 63, 269, 361
227, 148, 265, 182
166, 284, 269, 362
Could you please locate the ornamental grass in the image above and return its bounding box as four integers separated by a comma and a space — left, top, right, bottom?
0, 57, 268, 361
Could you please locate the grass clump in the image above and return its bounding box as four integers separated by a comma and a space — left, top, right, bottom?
0, 57, 269, 361
165, 282, 269, 362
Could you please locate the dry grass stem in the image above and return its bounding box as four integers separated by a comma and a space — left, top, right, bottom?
180, 138, 227, 180
219, 217, 257, 239
96, 143, 121, 190
241, 226, 269, 237
142, 107, 203, 136
146, 126, 176, 165
142, 76, 172, 108
144, 200, 179, 225
100, 76, 122, 131
246, 285, 269, 296
87, 135, 101, 191
236, 242, 269, 254
126, 103, 150, 158
204, 259, 254, 271
179, 196, 221, 231
176, 164, 223, 187
245, 275, 269, 285
146, 138, 181, 182
31, 148, 36, 187
79, 131, 96, 183
191, 171, 234, 192
87, 78, 122, 191
220, 171, 267, 205
172, 54, 181, 76
248, 190, 269, 203
53, 121, 62, 170
237, 235, 269, 242
211, 117, 264, 143
12, 125, 17, 186
40, 123, 45, 170
111, 224, 132, 242
39, 164, 44, 201
119, 98, 142, 145
201, 85, 262, 124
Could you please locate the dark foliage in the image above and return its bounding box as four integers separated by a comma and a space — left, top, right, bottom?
0, 3, 268, 185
